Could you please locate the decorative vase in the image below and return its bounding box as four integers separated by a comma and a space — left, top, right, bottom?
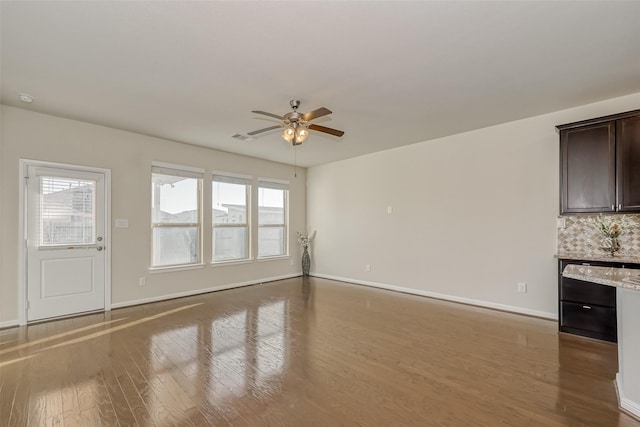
302, 246, 310, 276
602, 237, 620, 256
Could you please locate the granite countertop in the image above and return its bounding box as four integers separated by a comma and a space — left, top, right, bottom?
556, 252, 640, 264
563, 264, 640, 292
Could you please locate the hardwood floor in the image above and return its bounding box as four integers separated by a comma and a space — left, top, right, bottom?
1, 276, 638, 426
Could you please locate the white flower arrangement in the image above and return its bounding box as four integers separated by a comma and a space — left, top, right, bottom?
296, 231, 316, 248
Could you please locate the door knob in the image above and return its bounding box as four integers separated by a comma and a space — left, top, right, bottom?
97, 246, 103, 251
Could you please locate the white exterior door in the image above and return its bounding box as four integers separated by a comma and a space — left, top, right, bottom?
26, 165, 106, 321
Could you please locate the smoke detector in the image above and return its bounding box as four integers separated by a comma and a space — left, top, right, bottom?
18, 93, 34, 103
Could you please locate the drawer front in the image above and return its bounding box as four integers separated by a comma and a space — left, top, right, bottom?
560, 260, 622, 269
560, 301, 617, 337
561, 277, 616, 306
560, 259, 640, 271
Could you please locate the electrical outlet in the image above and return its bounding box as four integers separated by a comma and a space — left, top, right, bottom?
139, 277, 146, 286
365, 264, 371, 272
556, 217, 566, 229
387, 206, 393, 214
517, 282, 527, 293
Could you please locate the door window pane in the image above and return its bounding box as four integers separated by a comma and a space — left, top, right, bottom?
40, 177, 96, 246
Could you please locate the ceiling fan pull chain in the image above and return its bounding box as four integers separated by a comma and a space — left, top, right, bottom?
294, 145, 297, 178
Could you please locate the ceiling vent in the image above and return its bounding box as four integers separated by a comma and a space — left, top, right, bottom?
232, 134, 254, 141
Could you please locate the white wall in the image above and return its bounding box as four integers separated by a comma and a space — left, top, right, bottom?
0, 108, 4, 325
0, 106, 306, 325
307, 92, 640, 319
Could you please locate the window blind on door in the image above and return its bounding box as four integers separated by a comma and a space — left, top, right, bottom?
39, 176, 96, 246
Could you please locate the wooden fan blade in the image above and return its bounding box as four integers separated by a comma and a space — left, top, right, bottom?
251, 110, 285, 120
302, 107, 332, 122
308, 124, 344, 137
247, 125, 283, 136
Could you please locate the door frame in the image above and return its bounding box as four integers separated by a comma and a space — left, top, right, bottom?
18, 159, 112, 325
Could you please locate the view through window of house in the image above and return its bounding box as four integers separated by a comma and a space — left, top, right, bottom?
258, 181, 288, 257
40, 177, 96, 245
212, 175, 250, 262
151, 166, 202, 267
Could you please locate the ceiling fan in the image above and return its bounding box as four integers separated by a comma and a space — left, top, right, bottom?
235, 100, 345, 146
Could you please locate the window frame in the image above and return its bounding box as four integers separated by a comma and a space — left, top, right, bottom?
212, 173, 252, 264
257, 179, 289, 259
150, 163, 204, 269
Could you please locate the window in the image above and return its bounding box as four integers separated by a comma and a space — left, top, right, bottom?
151, 165, 202, 267
212, 174, 250, 262
258, 180, 288, 258
39, 176, 96, 246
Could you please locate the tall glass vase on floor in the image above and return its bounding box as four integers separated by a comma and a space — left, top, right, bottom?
302, 247, 310, 276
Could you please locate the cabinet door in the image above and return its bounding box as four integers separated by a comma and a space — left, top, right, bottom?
616, 115, 640, 212
560, 121, 616, 214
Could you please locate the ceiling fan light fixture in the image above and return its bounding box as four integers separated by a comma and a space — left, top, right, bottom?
282, 127, 295, 143
295, 128, 309, 144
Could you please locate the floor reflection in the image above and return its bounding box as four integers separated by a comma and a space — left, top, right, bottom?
142, 297, 290, 423
1, 277, 634, 426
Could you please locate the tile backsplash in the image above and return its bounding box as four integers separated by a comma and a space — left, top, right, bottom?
558, 214, 640, 255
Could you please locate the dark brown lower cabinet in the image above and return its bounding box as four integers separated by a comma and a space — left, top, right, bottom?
558, 259, 640, 342
560, 300, 617, 341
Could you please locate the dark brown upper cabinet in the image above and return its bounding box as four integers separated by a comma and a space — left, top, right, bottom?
558, 110, 640, 215
616, 115, 640, 212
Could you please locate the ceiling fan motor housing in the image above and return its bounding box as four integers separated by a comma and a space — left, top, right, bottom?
284, 112, 303, 124
290, 99, 301, 110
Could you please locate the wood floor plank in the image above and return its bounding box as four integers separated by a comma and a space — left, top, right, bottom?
1, 276, 639, 426
107, 337, 153, 427
117, 332, 186, 426
7, 381, 30, 427
100, 359, 138, 427
77, 407, 102, 427
91, 372, 120, 427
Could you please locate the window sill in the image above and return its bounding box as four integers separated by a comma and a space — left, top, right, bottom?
257, 255, 290, 263
210, 259, 253, 267
149, 263, 206, 274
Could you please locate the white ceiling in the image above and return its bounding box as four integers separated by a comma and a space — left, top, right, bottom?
2, 1, 640, 167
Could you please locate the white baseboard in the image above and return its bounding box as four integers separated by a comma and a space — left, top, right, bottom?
111, 273, 301, 309
311, 272, 557, 320
0, 319, 19, 329
617, 373, 640, 419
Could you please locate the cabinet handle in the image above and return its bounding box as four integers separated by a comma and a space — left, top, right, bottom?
581, 263, 591, 266
612, 204, 615, 210
618, 204, 622, 211
582, 305, 592, 310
